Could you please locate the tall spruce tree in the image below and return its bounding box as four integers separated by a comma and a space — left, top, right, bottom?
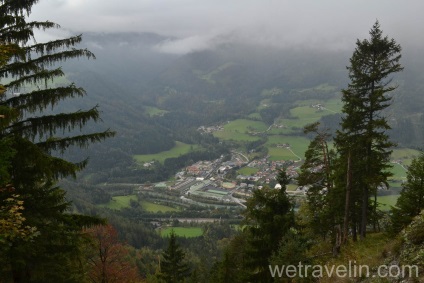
160, 230, 191, 283
242, 170, 295, 282
0, 1, 113, 281
335, 21, 402, 239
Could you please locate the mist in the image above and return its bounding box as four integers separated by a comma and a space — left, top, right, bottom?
30, 1, 424, 54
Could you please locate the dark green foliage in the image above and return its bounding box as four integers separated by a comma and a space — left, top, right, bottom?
0, 1, 113, 281
335, 21, 402, 239
160, 230, 191, 283
269, 229, 313, 282
390, 153, 424, 234
297, 122, 336, 239
242, 170, 295, 282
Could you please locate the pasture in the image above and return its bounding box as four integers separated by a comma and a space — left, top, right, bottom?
140, 200, 180, 213
144, 106, 168, 117
391, 148, 421, 166
160, 227, 203, 238
98, 195, 137, 210
237, 167, 260, 175
213, 119, 267, 141
265, 135, 310, 161
377, 195, 399, 211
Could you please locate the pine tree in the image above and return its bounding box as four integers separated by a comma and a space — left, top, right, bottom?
390, 153, 424, 234
335, 21, 402, 239
297, 122, 335, 239
0, 1, 113, 281
160, 230, 191, 283
242, 170, 295, 282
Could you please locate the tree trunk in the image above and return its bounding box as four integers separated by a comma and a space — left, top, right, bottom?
343, 151, 352, 243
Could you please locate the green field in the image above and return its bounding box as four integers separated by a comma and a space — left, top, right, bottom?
248, 112, 262, 120
144, 106, 168, 117
213, 119, 268, 141
99, 195, 137, 210
265, 136, 310, 161
391, 148, 421, 166
287, 184, 298, 191
140, 200, 180, 213
377, 195, 399, 211
237, 167, 260, 175
161, 227, 203, 238
390, 163, 407, 180
134, 142, 199, 164
268, 97, 342, 135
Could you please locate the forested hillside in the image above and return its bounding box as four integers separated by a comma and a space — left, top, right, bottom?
50, 31, 424, 184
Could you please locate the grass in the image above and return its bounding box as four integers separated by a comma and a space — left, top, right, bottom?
98, 196, 181, 212
260, 88, 284, 97
161, 227, 203, 238
391, 148, 421, 166
265, 136, 310, 161
257, 98, 274, 111
237, 167, 260, 175
144, 106, 168, 117
317, 233, 394, 282
98, 195, 137, 210
213, 119, 268, 141
248, 112, 262, 120
377, 195, 399, 211
291, 106, 335, 120
195, 63, 235, 84
134, 141, 199, 164
390, 163, 407, 180
269, 97, 342, 135
287, 184, 298, 191
140, 200, 180, 213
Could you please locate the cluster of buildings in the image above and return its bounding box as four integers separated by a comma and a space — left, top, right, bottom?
168, 152, 303, 207
197, 125, 224, 134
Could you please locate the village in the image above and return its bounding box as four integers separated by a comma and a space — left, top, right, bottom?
163, 150, 305, 208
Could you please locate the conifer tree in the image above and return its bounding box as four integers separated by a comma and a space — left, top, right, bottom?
297, 122, 335, 239
242, 170, 295, 282
0, 1, 113, 281
160, 230, 191, 283
390, 153, 424, 234
335, 21, 402, 239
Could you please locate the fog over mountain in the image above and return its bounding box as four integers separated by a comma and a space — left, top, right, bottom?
32, 1, 424, 54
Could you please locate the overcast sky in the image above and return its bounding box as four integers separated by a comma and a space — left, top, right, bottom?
30, 0, 424, 54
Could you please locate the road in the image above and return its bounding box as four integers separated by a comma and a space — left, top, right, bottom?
232, 150, 249, 163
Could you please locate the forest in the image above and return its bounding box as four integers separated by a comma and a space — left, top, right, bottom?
1, 1, 424, 283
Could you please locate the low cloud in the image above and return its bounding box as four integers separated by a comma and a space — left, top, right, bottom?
30, 0, 424, 54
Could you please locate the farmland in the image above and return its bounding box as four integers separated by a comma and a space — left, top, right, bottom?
213, 119, 268, 141
160, 227, 203, 238
140, 200, 180, 213
98, 195, 137, 210
98, 195, 181, 212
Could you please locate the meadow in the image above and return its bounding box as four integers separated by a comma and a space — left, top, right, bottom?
377, 195, 399, 211
144, 106, 168, 117
391, 148, 421, 165
160, 227, 203, 238
213, 119, 268, 142
265, 135, 310, 161
134, 141, 199, 164
98, 195, 138, 210
237, 167, 260, 175
99, 196, 181, 212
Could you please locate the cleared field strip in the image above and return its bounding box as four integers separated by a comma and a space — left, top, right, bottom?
160, 227, 203, 238
134, 141, 199, 164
